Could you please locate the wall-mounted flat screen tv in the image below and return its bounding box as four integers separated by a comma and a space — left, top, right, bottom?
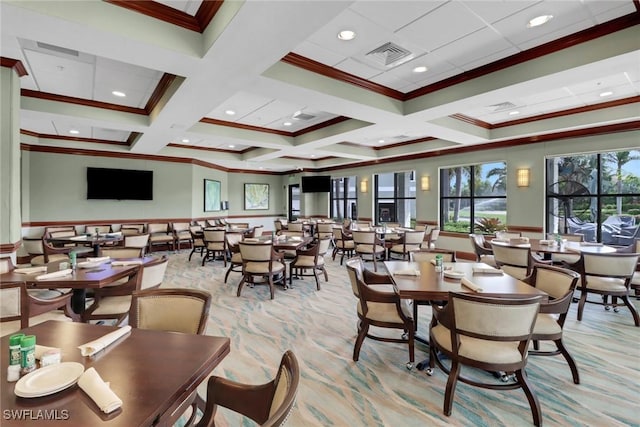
87, 167, 153, 200
301, 175, 331, 193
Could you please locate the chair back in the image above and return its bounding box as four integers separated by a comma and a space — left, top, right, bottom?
147, 223, 169, 234
274, 221, 283, 232
121, 224, 145, 235
581, 252, 639, 280
316, 223, 334, 239
172, 222, 190, 233
226, 232, 243, 250
449, 292, 541, 343
125, 233, 150, 248
239, 242, 273, 263
496, 231, 522, 239
140, 256, 169, 290
316, 237, 332, 256
251, 225, 265, 237
1, 280, 27, 329
22, 238, 44, 256
403, 230, 425, 245
85, 225, 112, 234
526, 265, 580, 300
491, 243, 532, 279
130, 288, 211, 335
0, 257, 14, 274
345, 257, 365, 298
266, 350, 300, 426
102, 247, 144, 258
546, 233, 584, 242
411, 248, 456, 263
352, 230, 376, 245
203, 230, 226, 248
288, 223, 303, 232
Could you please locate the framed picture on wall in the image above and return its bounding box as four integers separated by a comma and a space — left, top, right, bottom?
204, 179, 221, 212
244, 183, 269, 210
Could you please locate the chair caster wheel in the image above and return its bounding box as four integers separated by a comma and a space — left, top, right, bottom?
425, 368, 433, 376
401, 332, 409, 339
614, 307, 619, 313
500, 374, 511, 382
406, 363, 413, 370
605, 306, 611, 311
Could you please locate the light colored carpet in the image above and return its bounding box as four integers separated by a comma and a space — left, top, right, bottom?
160, 249, 639, 427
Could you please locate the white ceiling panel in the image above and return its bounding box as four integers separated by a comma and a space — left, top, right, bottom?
238, 99, 304, 127
460, 0, 540, 24
349, 1, 446, 32
24, 49, 94, 98
292, 40, 346, 67
433, 27, 516, 68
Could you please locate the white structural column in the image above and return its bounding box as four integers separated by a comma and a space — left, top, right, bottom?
0, 61, 24, 258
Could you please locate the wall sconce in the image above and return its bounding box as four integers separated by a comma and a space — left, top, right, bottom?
420, 175, 431, 191
516, 168, 531, 187
360, 179, 368, 193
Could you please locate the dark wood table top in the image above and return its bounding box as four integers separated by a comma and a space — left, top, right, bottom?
0, 257, 156, 289
385, 261, 547, 301
520, 238, 617, 255
0, 321, 230, 427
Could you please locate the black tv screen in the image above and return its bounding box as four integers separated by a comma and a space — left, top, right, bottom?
87, 167, 153, 200
301, 175, 331, 193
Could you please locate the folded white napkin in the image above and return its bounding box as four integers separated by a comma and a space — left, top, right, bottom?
394, 269, 420, 276
243, 238, 259, 242
78, 367, 122, 414
69, 235, 88, 241
565, 246, 582, 253
290, 236, 302, 241
36, 269, 72, 280
461, 278, 483, 292
509, 237, 530, 245
87, 256, 110, 263
581, 242, 603, 247
538, 239, 554, 245
14, 266, 48, 274
78, 326, 131, 356
35, 345, 60, 360
111, 260, 143, 266
472, 267, 503, 275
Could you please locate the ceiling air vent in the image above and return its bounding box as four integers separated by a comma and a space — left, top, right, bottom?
365, 42, 414, 68
36, 42, 79, 57
488, 102, 517, 112
292, 111, 315, 121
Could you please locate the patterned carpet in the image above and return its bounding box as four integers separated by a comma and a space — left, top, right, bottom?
160, 249, 639, 427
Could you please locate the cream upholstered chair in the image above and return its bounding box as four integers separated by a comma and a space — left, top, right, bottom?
120, 224, 145, 236
422, 228, 440, 249
202, 230, 227, 266
469, 234, 497, 267
495, 231, 523, 240
101, 247, 144, 258
429, 292, 544, 426
194, 350, 299, 427
287, 222, 304, 236
346, 257, 415, 370
23, 236, 71, 266
522, 265, 581, 384
491, 242, 546, 280
81, 256, 168, 325
410, 248, 456, 263
124, 233, 150, 250
238, 241, 286, 300
147, 223, 175, 252
0, 258, 79, 336
316, 222, 335, 243
352, 230, 385, 271
389, 230, 425, 260
129, 288, 211, 335
188, 226, 206, 262
224, 233, 244, 283
289, 237, 331, 290
331, 227, 354, 265
576, 252, 640, 326
172, 222, 192, 251
545, 232, 584, 265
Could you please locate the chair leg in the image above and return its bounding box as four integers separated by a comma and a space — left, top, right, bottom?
188, 247, 196, 261
201, 250, 209, 266
515, 369, 542, 427
577, 290, 587, 321
224, 266, 233, 283
444, 361, 460, 416
236, 275, 247, 297
353, 320, 369, 362
268, 276, 275, 300
621, 295, 640, 326
555, 339, 580, 384
412, 302, 418, 332
322, 266, 328, 282
313, 269, 320, 290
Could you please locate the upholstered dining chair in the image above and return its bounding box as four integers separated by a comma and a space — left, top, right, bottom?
491, 242, 548, 280
202, 230, 227, 267
238, 241, 287, 300
346, 257, 415, 370
522, 265, 581, 384
352, 230, 385, 271
224, 233, 244, 284
575, 252, 640, 326
422, 228, 440, 250
316, 222, 335, 243
429, 292, 544, 426
193, 350, 300, 427
469, 234, 497, 267
129, 287, 212, 427
331, 227, 354, 265
289, 237, 331, 290
545, 232, 584, 265
120, 224, 145, 236
495, 231, 523, 239
101, 247, 144, 258
81, 255, 169, 325
188, 226, 205, 262
389, 230, 425, 260
0, 258, 79, 336
172, 222, 193, 251
147, 223, 175, 253
124, 233, 150, 256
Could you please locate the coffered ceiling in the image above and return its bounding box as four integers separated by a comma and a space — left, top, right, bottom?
2, 0, 639, 173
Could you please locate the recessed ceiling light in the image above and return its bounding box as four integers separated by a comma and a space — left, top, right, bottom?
527, 14, 553, 28
412, 66, 428, 73
283, 122, 293, 126
228, 144, 235, 148
378, 139, 385, 143
69, 129, 79, 134
111, 90, 126, 97
311, 154, 316, 158
181, 138, 189, 143
337, 30, 356, 41
225, 110, 236, 115
509, 111, 520, 116
599, 91, 613, 97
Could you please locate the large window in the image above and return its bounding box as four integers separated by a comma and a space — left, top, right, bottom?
330, 177, 357, 220
374, 171, 416, 227
440, 162, 507, 234
546, 149, 640, 244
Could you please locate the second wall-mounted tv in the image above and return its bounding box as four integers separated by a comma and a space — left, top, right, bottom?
301, 175, 331, 193
87, 167, 153, 200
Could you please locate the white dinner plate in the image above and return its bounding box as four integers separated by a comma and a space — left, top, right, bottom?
15, 362, 85, 398
443, 270, 465, 279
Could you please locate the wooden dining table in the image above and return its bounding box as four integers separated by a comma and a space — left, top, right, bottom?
0, 257, 156, 314
0, 320, 230, 427
491, 238, 617, 261
47, 234, 124, 257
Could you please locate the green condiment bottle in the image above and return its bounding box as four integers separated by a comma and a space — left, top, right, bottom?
20, 335, 36, 375
9, 333, 25, 366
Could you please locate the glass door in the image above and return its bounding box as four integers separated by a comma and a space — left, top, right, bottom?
289, 184, 300, 221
